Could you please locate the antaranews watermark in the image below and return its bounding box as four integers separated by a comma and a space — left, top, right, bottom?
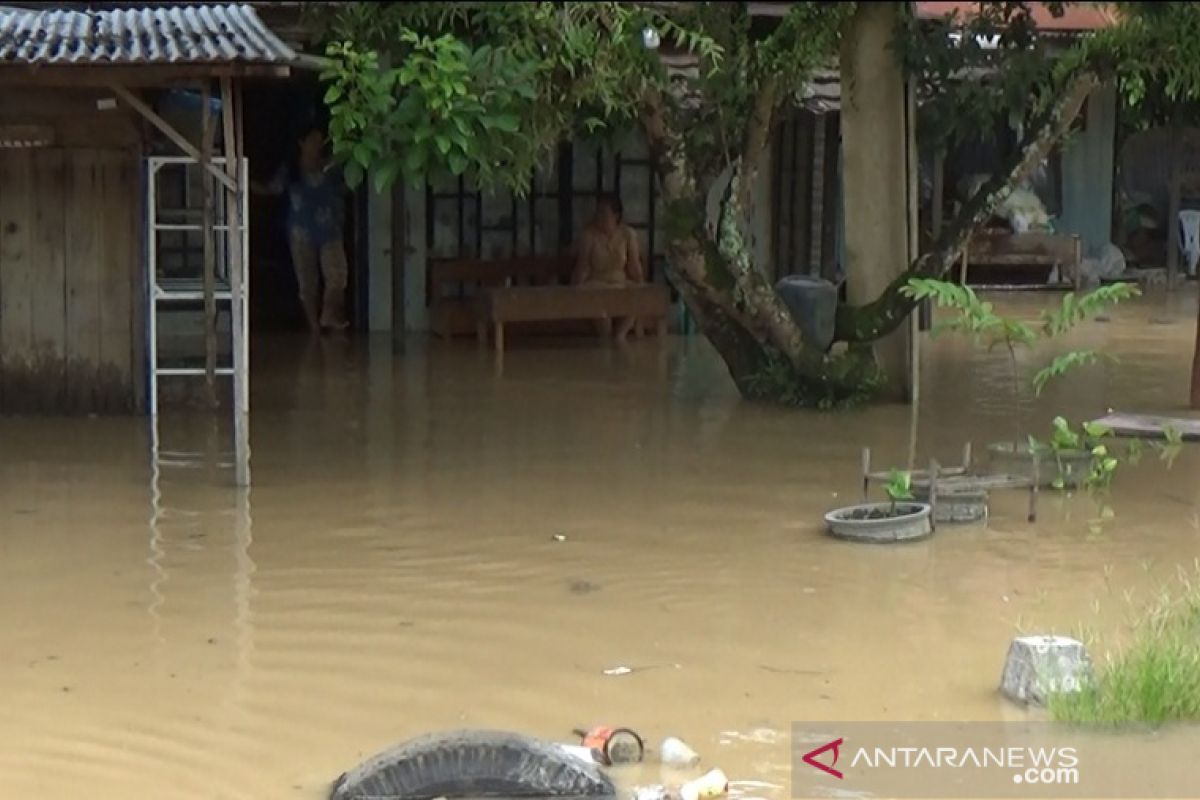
791, 722, 1200, 798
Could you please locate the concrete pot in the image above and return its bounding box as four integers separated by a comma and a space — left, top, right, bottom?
987, 441, 1093, 488
824, 502, 933, 543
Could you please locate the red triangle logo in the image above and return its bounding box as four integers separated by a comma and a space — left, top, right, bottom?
802, 738, 844, 780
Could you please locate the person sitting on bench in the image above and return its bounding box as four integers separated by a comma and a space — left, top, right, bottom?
571, 193, 645, 342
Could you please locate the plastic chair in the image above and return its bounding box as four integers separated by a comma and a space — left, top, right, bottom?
1179, 210, 1200, 277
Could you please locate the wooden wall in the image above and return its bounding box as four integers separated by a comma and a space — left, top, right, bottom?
0, 148, 143, 414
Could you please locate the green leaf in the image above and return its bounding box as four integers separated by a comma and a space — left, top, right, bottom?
435, 134, 452, 155
403, 146, 426, 176
1033, 351, 1107, 396
1161, 423, 1184, 446
448, 150, 469, 175
884, 468, 914, 502
487, 114, 520, 132
371, 161, 400, 194
343, 161, 364, 189
352, 142, 373, 167
324, 83, 344, 104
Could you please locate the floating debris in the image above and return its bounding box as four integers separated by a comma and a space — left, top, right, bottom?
660, 736, 700, 767
602, 664, 681, 676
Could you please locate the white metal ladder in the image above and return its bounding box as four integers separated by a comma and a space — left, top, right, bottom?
147, 155, 251, 486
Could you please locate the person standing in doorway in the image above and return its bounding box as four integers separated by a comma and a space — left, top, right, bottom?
253, 126, 349, 333
571, 193, 645, 342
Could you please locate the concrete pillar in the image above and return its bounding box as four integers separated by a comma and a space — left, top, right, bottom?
403, 184, 429, 332
366, 176, 393, 332
840, 2, 912, 399
1059, 85, 1117, 259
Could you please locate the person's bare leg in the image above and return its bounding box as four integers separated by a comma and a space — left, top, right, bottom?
289, 231, 321, 334
318, 241, 350, 330
615, 316, 636, 342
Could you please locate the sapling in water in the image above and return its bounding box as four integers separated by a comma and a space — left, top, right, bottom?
883, 468, 913, 515
900, 279, 1140, 484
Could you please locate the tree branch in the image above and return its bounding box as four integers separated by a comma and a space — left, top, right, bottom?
735, 76, 779, 215
834, 69, 1099, 343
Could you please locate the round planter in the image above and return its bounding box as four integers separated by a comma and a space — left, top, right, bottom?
824, 502, 933, 543
913, 486, 989, 524
987, 442, 1092, 488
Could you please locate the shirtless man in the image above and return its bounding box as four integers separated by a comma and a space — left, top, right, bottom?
571, 194, 645, 342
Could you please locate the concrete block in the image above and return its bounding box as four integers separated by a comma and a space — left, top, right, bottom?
1000, 635, 1093, 706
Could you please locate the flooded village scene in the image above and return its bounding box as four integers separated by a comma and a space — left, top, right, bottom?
6, 1, 1200, 798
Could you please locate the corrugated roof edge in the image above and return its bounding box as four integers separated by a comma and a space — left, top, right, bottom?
0, 3, 306, 67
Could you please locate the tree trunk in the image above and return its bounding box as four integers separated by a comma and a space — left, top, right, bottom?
640, 84, 877, 405
840, 1, 911, 399
660, 244, 779, 387
834, 71, 1098, 343
638, 62, 1096, 407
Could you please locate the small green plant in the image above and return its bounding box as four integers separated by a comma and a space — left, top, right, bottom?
1029, 417, 1117, 491
1159, 423, 1185, 467
902, 278, 1141, 491
1050, 567, 1200, 724
883, 468, 913, 514
900, 279, 1141, 414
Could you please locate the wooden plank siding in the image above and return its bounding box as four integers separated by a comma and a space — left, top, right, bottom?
0, 148, 142, 413
0, 152, 32, 408
29, 149, 67, 409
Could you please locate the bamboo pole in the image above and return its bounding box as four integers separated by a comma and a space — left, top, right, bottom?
110, 84, 237, 193
200, 81, 217, 408
906, 73, 921, 465
1167, 122, 1183, 294
221, 77, 250, 488
931, 151, 944, 239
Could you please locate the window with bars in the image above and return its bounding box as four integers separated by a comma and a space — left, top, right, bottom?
424, 136, 669, 295
771, 110, 842, 283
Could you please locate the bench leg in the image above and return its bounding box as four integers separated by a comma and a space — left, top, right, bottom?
655, 317, 668, 338
493, 321, 504, 354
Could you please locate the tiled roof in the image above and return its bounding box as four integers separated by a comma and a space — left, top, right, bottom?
916, 2, 1119, 32
0, 4, 297, 66
749, 2, 1119, 31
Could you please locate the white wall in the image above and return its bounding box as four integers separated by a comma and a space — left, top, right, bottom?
366, 178, 392, 331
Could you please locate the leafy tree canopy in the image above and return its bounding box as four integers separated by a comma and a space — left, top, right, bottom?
310, 2, 853, 194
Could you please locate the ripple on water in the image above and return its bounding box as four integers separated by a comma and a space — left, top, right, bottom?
2, 296, 1200, 798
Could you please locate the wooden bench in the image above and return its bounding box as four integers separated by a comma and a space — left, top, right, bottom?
959, 231, 1082, 289
429, 257, 573, 338
476, 284, 672, 353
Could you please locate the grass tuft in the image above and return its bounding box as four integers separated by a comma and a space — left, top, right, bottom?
1050, 568, 1200, 725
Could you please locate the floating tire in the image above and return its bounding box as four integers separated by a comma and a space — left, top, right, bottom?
330, 729, 618, 800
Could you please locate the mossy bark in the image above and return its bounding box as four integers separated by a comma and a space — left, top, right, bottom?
834, 71, 1099, 343
642, 83, 843, 399
638, 63, 1096, 407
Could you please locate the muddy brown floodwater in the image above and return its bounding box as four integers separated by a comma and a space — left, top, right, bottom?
1, 290, 1199, 799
